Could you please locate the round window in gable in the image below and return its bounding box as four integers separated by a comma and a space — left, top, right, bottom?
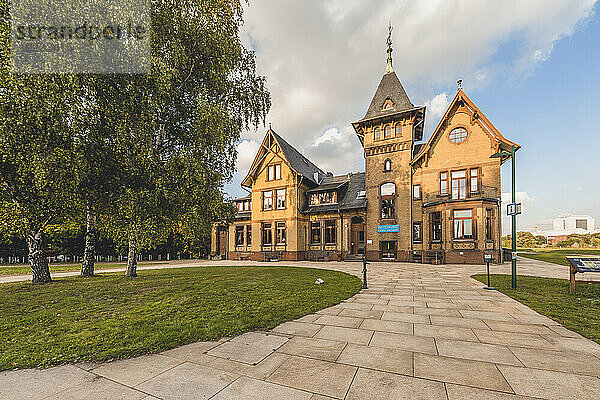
449, 127, 468, 143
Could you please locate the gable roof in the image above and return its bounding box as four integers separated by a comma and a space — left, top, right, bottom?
411, 89, 520, 165
241, 129, 325, 188
361, 71, 414, 121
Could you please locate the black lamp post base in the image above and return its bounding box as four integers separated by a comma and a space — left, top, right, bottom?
483, 286, 496, 291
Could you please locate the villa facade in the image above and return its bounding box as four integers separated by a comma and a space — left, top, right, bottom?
211, 42, 520, 264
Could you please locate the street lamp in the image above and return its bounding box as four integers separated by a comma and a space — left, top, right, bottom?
490, 145, 518, 289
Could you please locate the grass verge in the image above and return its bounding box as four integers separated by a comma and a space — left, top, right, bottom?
0, 265, 361, 371
472, 274, 600, 344
519, 249, 600, 266
0, 262, 159, 276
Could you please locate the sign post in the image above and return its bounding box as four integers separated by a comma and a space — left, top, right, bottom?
483, 254, 495, 290
491, 145, 520, 289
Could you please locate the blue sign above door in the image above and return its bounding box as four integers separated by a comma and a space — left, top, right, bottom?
377, 224, 399, 233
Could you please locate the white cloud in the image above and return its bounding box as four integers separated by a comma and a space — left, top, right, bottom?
235, 139, 260, 178
305, 127, 364, 174
226, 1, 596, 197
501, 191, 536, 234
424, 92, 450, 137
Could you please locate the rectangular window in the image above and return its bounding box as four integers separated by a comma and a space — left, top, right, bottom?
453, 209, 474, 240
246, 225, 252, 245
431, 212, 442, 242
381, 197, 395, 219
413, 222, 422, 243
440, 172, 448, 195
261, 223, 272, 245
237, 203, 243, 212
263, 191, 273, 210
235, 226, 244, 246
244, 201, 250, 211
451, 170, 467, 200
485, 209, 493, 241
470, 168, 479, 193
275, 164, 281, 180
276, 189, 286, 209
310, 222, 321, 244
413, 185, 421, 199
267, 165, 274, 181
276, 221, 286, 244
325, 220, 337, 244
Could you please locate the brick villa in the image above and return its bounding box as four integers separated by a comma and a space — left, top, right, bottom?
211, 37, 520, 264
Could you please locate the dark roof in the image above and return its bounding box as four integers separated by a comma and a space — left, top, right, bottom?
362, 71, 414, 121
234, 211, 251, 220
271, 131, 325, 185
303, 172, 366, 214
306, 181, 347, 193
412, 143, 425, 158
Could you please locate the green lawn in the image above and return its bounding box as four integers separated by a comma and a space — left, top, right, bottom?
0, 262, 157, 276
519, 249, 600, 266
0, 266, 361, 371
472, 274, 600, 344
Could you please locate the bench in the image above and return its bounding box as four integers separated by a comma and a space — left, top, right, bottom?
264, 251, 283, 262
566, 257, 600, 294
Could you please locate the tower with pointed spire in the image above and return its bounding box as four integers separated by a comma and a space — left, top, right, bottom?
352, 25, 426, 261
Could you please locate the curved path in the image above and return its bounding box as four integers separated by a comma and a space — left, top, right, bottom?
2, 260, 600, 399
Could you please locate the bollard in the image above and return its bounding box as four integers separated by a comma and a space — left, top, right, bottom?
483, 254, 495, 291
362, 257, 368, 289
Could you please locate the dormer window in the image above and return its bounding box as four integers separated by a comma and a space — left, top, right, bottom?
310, 191, 337, 205
356, 190, 366, 199
384, 159, 392, 172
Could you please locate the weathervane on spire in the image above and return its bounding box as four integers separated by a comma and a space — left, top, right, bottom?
385, 22, 394, 73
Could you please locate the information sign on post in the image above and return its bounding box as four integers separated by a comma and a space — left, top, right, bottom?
507, 203, 522, 216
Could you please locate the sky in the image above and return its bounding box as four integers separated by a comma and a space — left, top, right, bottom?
225, 0, 600, 234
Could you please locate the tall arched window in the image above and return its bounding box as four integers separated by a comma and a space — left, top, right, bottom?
395, 124, 402, 137
380, 183, 396, 219
384, 159, 392, 172
373, 127, 380, 140
384, 125, 391, 138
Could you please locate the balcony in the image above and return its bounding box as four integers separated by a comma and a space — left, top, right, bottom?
422, 184, 499, 207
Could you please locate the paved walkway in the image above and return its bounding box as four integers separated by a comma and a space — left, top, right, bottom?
2, 261, 600, 399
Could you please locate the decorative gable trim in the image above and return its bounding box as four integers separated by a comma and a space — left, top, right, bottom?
410, 89, 520, 166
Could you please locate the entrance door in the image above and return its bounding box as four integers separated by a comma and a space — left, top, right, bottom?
218, 228, 228, 256
350, 216, 365, 254
380, 241, 397, 259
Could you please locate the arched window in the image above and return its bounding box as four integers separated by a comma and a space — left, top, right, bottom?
384, 159, 392, 172
380, 183, 396, 219
395, 124, 402, 137
373, 127, 380, 140
449, 127, 468, 143
384, 125, 391, 138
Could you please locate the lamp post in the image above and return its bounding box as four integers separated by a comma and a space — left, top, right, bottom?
491, 145, 518, 289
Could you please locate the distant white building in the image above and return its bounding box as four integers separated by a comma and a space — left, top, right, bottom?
535, 215, 596, 244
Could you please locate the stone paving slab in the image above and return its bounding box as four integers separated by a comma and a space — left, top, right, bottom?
91, 354, 183, 387
267, 355, 357, 399
207, 332, 288, 365
0, 365, 95, 400
212, 376, 313, 400
345, 368, 446, 400
135, 362, 238, 400
414, 353, 513, 392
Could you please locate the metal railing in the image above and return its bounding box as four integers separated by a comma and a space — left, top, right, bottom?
422, 184, 499, 205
